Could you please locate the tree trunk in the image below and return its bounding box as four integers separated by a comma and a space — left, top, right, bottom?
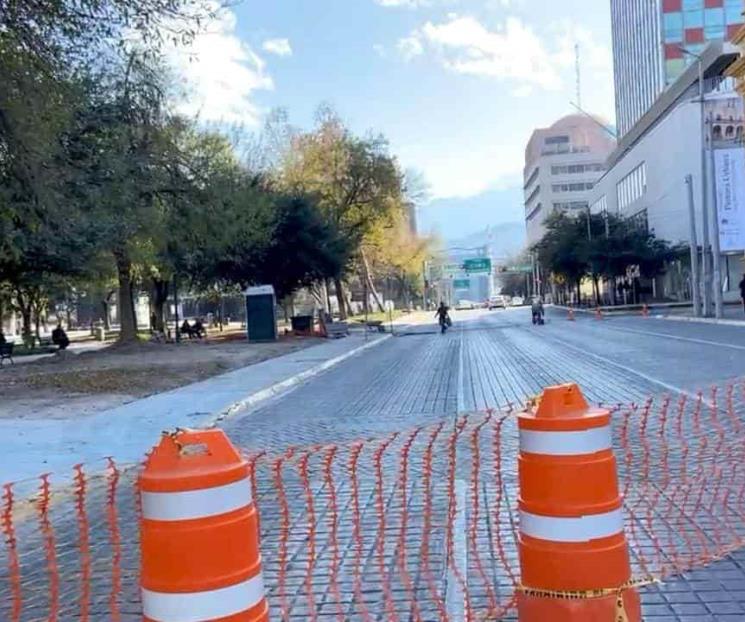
13, 288, 33, 342
151, 278, 169, 333
592, 276, 600, 306
360, 250, 385, 313
334, 278, 348, 320
114, 249, 138, 343
325, 279, 333, 315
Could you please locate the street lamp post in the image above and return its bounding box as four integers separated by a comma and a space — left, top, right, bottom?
707, 111, 724, 318
678, 46, 712, 316
685, 174, 702, 317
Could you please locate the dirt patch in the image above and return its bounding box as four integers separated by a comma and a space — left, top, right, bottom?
0, 332, 320, 420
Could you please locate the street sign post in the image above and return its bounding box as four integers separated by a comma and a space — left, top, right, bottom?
453, 278, 470, 289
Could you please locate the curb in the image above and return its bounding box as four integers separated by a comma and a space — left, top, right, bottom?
206, 334, 392, 427
654, 315, 745, 327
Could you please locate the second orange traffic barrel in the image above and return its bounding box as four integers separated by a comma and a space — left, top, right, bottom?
517, 383, 640, 620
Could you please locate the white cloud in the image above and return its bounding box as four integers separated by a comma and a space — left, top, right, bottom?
396, 14, 614, 109
397, 35, 424, 61
407, 15, 563, 91
164, 8, 273, 125
262, 37, 293, 57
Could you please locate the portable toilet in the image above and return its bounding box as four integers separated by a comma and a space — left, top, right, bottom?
244, 285, 277, 342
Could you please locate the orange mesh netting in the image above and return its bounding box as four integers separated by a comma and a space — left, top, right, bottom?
2, 382, 745, 620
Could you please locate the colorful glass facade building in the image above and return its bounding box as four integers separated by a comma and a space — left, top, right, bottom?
612, 0, 744, 137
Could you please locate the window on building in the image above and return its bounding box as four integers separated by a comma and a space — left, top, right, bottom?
545, 135, 569, 145
524, 166, 539, 190
551, 182, 595, 193
526, 184, 541, 205
526, 202, 543, 221
726, 0, 743, 23
664, 12, 684, 42
591, 195, 608, 214
616, 163, 647, 210
553, 201, 589, 211
550, 163, 604, 175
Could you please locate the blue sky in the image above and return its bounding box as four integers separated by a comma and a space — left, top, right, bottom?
168, 0, 616, 239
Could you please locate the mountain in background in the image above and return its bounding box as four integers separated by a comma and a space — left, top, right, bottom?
449, 222, 526, 258
417, 185, 524, 244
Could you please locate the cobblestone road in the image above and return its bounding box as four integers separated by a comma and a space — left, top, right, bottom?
3, 306, 745, 621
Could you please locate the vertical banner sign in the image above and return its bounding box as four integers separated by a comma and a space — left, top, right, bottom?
715, 148, 745, 252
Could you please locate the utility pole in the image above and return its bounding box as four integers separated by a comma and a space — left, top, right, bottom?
686, 174, 702, 318
575, 43, 582, 110
708, 112, 724, 318
679, 47, 711, 316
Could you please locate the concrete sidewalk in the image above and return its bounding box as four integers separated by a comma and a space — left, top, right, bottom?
1, 333, 389, 493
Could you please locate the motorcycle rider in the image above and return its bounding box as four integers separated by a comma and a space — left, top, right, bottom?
435, 301, 451, 334
531, 297, 545, 325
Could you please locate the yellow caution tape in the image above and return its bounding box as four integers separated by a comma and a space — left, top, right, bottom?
515, 576, 656, 600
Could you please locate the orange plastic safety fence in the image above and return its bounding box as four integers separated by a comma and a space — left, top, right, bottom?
2, 381, 745, 621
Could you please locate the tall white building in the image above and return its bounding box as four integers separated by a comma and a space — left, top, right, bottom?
611, 0, 665, 137
589, 41, 743, 301
523, 115, 616, 246
611, 0, 744, 138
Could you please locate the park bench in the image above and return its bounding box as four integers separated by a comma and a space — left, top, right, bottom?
0, 342, 14, 366
325, 322, 349, 339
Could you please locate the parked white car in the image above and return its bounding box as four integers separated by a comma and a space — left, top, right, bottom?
511, 296, 525, 306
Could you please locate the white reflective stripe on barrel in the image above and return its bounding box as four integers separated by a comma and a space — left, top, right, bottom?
142, 476, 252, 521
520, 508, 624, 542
142, 572, 265, 622
519, 425, 612, 456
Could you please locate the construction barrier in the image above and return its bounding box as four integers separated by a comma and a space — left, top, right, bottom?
139, 429, 268, 622
516, 383, 639, 620
2, 381, 745, 620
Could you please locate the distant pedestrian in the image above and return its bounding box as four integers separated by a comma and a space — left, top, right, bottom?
51, 324, 70, 350
739, 274, 745, 314
0, 331, 5, 345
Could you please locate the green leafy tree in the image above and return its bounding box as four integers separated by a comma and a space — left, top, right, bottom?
280, 108, 405, 318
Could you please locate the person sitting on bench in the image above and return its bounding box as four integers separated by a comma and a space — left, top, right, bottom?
52, 324, 70, 350
192, 318, 205, 339
181, 319, 195, 339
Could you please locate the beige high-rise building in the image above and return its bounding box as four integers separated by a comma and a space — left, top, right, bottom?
523, 115, 616, 246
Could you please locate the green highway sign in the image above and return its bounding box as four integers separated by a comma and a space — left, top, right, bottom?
453, 278, 470, 289
462, 258, 492, 273
509, 265, 532, 273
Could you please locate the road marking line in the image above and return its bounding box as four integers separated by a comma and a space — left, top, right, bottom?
536, 331, 703, 402
457, 327, 466, 414
601, 325, 745, 351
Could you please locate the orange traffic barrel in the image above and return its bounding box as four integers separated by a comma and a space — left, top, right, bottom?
567, 308, 575, 321
516, 383, 640, 621
641, 304, 649, 317
139, 429, 269, 622
594, 307, 603, 320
